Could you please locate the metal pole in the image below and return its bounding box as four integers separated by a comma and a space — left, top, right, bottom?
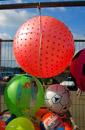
0, 1, 85, 10
1, 39, 85, 42
0, 39, 1, 80
0, 39, 1, 112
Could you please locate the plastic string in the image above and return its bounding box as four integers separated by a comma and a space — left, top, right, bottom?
38, 3, 42, 78
38, 2, 45, 87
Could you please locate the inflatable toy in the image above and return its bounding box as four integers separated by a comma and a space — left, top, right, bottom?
57, 122, 72, 130
44, 84, 72, 114
5, 114, 16, 125
13, 16, 75, 78
63, 122, 72, 130
4, 74, 44, 117
70, 49, 85, 91
5, 117, 34, 130
40, 112, 64, 130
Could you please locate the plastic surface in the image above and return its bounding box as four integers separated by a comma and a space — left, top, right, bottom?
0, 121, 6, 130
63, 123, 72, 130
5, 114, 16, 125
5, 117, 34, 130
40, 112, 64, 130
44, 84, 72, 114
57, 123, 72, 130
70, 49, 85, 91
13, 16, 75, 78
35, 125, 41, 130
4, 74, 44, 117
31, 108, 48, 126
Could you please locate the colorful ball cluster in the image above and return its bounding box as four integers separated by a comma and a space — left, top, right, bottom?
13, 16, 75, 78
4, 16, 75, 129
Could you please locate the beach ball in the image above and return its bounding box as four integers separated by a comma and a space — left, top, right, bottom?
5, 117, 34, 130
40, 112, 64, 130
44, 84, 72, 114
13, 16, 75, 78
4, 74, 44, 117
70, 49, 85, 91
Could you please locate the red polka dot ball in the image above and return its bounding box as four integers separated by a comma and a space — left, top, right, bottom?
70, 49, 85, 91
13, 16, 75, 78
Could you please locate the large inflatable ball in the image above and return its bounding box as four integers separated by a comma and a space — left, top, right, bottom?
6, 117, 34, 130
4, 74, 44, 117
44, 84, 72, 114
40, 112, 64, 130
70, 49, 85, 91
13, 16, 75, 78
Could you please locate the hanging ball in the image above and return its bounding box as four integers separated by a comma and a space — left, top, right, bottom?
13, 16, 75, 78
44, 84, 72, 114
4, 74, 44, 117
70, 49, 85, 91
40, 112, 64, 130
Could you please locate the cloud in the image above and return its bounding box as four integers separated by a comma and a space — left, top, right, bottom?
47, 7, 56, 11
47, 7, 66, 12
51, 0, 58, 1
47, 0, 66, 12
0, 33, 12, 39
73, 33, 85, 54
73, 33, 85, 40
58, 7, 66, 12
0, 10, 37, 27
14, 0, 23, 3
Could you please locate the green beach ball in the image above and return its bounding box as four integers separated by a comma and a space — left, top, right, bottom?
6, 117, 34, 130
4, 74, 44, 117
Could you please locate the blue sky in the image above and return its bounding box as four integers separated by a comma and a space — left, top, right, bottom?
0, 0, 85, 40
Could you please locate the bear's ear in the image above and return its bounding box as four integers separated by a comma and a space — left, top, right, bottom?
83, 64, 85, 75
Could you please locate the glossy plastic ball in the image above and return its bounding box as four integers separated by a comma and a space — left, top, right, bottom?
70, 49, 85, 91
13, 16, 75, 78
44, 84, 72, 114
4, 74, 44, 117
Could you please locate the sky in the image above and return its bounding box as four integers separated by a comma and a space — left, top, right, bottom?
0, 0, 85, 40
0, 0, 85, 68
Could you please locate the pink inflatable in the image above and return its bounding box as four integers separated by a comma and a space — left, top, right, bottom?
70, 49, 85, 91
13, 16, 75, 78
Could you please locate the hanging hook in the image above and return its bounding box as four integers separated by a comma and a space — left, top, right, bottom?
38, 2, 41, 15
